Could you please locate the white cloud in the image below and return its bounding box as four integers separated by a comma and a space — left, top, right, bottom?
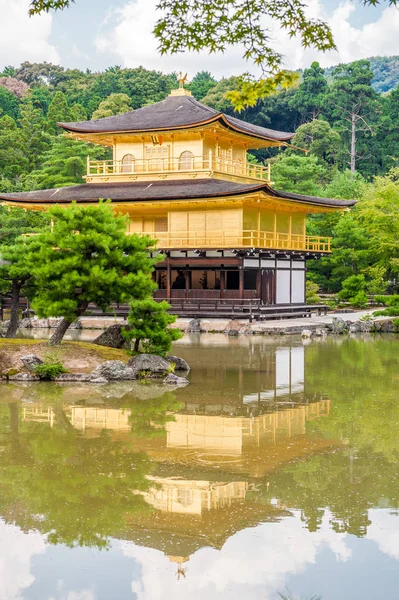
367, 509, 399, 561
120, 511, 351, 600
95, 0, 399, 78
0, 0, 59, 70
0, 519, 46, 600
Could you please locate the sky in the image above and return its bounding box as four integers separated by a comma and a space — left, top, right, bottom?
0, 0, 398, 78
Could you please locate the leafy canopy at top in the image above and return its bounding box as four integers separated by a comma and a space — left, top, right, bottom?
28, 0, 397, 108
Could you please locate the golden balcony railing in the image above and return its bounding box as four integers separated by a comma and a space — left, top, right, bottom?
87, 156, 271, 182
134, 230, 331, 252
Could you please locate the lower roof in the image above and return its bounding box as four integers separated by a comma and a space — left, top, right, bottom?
0, 179, 356, 209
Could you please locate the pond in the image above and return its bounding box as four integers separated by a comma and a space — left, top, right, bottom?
0, 334, 398, 600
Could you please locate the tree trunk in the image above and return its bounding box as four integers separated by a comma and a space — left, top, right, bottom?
6, 280, 22, 338
350, 112, 356, 175
134, 337, 141, 353
48, 318, 73, 346
48, 301, 89, 346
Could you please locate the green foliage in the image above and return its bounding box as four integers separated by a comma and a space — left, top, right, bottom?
0, 86, 20, 120
306, 280, 321, 304
25, 201, 159, 342
34, 355, 67, 380
271, 153, 327, 194
124, 297, 182, 356
373, 306, 399, 317
155, 0, 334, 108
292, 119, 342, 169
290, 61, 327, 120
349, 290, 368, 308
92, 93, 132, 120
187, 71, 217, 100
338, 275, 366, 300
373, 294, 399, 316
30, 136, 108, 189
47, 91, 73, 134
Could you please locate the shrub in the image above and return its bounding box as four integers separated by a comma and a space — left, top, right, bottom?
34, 355, 67, 380
373, 306, 399, 317
349, 291, 368, 309
306, 280, 321, 304
338, 275, 366, 301
124, 297, 182, 357
374, 295, 399, 307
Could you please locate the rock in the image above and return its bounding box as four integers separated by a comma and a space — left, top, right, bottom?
70, 319, 83, 330
9, 372, 40, 381
54, 373, 92, 382
90, 360, 136, 381
187, 318, 201, 333
48, 318, 64, 329
328, 317, 349, 334
90, 376, 108, 384
93, 324, 128, 349
20, 354, 43, 373
301, 329, 312, 339
30, 318, 50, 328
224, 319, 241, 336
18, 318, 32, 329
165, 355, 190, 373
127, 354, 170, 378
314, 328, 328, 337
163, 373, 190, 386
379, 319, 396, 333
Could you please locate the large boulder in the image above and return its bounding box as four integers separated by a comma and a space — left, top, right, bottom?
93, 324, 129, 349
301, 329, 312, 339
127, 354, 170, 378
165, 355, 190, 373
187, 318, 201, 333
20, 354, 43, 373
90, 360, 136, 381
328, 317, 349, 334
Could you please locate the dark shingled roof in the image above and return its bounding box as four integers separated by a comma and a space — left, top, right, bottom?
58, 95, 294, 143
0, 179, 356, 208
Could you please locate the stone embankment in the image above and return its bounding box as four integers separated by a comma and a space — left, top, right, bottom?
5, 353, 190, 386
301, 317, 398, 338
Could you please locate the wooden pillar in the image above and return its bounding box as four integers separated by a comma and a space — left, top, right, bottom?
239, 268, 244, 302
184, 270, 190, 299
220, 270, 225, 300
256, 268, 261, 299
166, 259, 171, 300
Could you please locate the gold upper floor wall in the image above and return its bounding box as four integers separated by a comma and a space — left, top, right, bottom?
83, 126, 275, 184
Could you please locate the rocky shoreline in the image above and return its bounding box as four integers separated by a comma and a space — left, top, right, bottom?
1, 351, 190, 386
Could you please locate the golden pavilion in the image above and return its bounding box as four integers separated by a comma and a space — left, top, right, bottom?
0, 85, 355, 308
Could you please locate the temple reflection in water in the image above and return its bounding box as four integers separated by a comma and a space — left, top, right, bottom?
18, 341, 338, 569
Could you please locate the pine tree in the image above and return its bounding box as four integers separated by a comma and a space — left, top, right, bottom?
19, 93, 51, 170
47, 91, 73, 134
124, 297, 182, 355
0, 206, 49, 337
26, 201, 159, 345
290, 62, 327, 121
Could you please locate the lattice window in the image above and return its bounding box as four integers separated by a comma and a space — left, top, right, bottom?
179, 150, 194, 170
121, 154, 135, 173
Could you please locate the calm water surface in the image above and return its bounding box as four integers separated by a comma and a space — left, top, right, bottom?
1, 334, 398, 600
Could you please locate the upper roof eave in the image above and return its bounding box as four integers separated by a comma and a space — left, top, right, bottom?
57, 94, 294, 144
0, 179, 357, 209
58, 114, 294, 144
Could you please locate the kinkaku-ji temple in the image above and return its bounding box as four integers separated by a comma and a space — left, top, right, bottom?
0, 82, 356, 315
